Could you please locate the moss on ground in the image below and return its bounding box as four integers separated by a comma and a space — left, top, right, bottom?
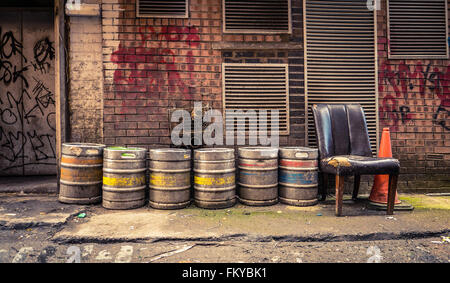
399, 195, 450, 210
179, 205, 322, 223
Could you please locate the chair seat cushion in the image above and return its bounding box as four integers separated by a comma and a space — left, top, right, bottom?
320, 155, 400, 176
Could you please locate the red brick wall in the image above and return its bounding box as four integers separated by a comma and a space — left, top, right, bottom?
102, 0, 305, 149
377, 0, 450, 191
102, 0, 223, 148
101, 0, 449, 192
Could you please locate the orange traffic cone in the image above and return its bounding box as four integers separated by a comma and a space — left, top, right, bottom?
369, 128, 401, 204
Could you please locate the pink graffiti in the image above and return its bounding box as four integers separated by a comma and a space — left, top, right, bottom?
111, 25, 200, 114
379, 61, 450, 131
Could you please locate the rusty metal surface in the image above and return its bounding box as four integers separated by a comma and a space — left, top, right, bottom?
102, 147, 147, 210
58, 143, 105, 204
149, 148, 191, 210
237, 147, 278, 206
279, 147, 319, 207
193, 148, 236, 209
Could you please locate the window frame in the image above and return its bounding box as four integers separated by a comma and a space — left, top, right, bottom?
222, 0, 292, 34
222, 63, 291, 136
303, 0, 379, 153
136, 0, 189, 18
387, 0, 449, 59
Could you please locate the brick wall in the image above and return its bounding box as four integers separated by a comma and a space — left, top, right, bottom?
377, 0, 450, 192
102, 0, 222, 148
98, 0, 449, 192
68, 1, 104, 143
102, 0, 304, 149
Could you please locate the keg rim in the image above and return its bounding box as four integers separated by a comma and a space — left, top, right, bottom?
105, 146, 147, 151
194, 148, 234, 153
279, 146, 318, 152
149, 148, 191, 154
238, 147, 278, 159
63, 143, 106, 148
239, 146, 278, 151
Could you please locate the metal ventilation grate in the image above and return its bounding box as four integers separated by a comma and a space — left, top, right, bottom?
223, 0, 291, 33
223, 64, 290, 135
388, 0, 449, 59
304, 0, 378, 153
136, 0, 188, 18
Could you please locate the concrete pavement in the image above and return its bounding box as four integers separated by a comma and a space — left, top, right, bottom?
0, 176, 57, 194
0, 193, 449, 244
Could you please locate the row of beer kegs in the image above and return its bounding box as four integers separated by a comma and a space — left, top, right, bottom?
58, 143, 319, 210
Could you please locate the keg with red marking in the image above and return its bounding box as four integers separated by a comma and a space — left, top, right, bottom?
279, 147, 319, 206
238, 147, 279, 206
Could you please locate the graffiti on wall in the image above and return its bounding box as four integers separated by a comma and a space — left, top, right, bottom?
0, 27, 56, 173
111, 25, 200, 108
379, 61, 450, 131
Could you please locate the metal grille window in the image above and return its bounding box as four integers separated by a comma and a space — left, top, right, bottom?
223, 0, 291, 33
304, 0, 378, 153
388, 0, 448, 59
223, 64, 290, 135
136, 0, 188, 18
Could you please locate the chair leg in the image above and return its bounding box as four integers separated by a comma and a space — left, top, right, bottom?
335, 175, 345, 216
352, 175, 360, 201
320, 173, 328, 201
387, 174, 398, 215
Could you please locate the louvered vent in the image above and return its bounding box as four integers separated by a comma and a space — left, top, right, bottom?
136, 0, 188, 18
223, 64, 290, 135
304, 0, 378, 153
223, 0, 291, 33
388, 0, 448, 58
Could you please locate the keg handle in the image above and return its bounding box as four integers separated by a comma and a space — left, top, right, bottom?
295, 152, 309, 158
121, 153, 136, 159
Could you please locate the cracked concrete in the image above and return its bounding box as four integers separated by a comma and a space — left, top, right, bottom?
1, 193, 449, 245
51, 194, 450, 244
0, 193, 449, 263
0, 194, 85, 230
0, 176, 57, 194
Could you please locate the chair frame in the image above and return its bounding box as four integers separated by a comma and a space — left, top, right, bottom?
320, 172, 398, 216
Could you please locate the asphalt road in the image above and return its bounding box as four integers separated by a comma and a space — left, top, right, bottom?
0, 227, 448, 263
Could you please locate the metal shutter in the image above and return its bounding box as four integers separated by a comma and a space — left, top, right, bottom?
388, 0, 449, 59
304, 0, 379, 153
223, 0, 291, 33
223, 64, 290, 135
136, 0, 188, 18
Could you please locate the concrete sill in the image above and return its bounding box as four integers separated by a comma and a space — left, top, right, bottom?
65, 3, 100, 17
212, 42, 303, 50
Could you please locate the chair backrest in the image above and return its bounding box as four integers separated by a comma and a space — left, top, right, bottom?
312, 104, 373, 160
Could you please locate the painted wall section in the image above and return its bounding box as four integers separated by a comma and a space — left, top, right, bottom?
0, 10, 56, 176
102, 0, 222, 148
102, 0, 304, 148
68, 2, 104, 143
377, 0, 450, 191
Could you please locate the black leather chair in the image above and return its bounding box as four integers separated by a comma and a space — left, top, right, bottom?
312, 104, 400, 216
